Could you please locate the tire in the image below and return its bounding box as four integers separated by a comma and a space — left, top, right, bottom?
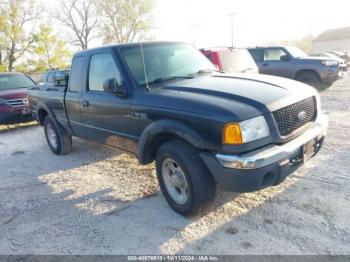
43, 116, 72, 155
295, 71, 322, 89
156, 140, 216, 217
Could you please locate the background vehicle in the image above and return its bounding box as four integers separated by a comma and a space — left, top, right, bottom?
201, 47, 259, 74
39, 69, 70, 88
29, 42, 328, 217
0, 73, 36, 124
248, 46, 342, 88
312, 52, 347, 74
329, 51, 350, 67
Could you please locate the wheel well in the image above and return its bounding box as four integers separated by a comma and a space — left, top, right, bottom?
37, 108, 49, 125
142, 132, 194, 164
295, 69, 320, 80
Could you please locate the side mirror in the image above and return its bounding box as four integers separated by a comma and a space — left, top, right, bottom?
53, 75, 69, 87
280, 55, 290, 62
103, 78, 127, 97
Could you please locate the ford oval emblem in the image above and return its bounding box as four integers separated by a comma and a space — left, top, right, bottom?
298, 111, 307, 121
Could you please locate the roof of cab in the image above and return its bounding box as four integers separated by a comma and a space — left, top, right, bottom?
73, 41, 186, 57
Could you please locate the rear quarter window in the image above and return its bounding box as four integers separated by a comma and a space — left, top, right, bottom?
47, 72, 54, 82
249, 49, 264, 62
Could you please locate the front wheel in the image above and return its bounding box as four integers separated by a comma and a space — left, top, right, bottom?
44, 116, 72, 155
156, 140, 216, 217
295, 71, 322, 89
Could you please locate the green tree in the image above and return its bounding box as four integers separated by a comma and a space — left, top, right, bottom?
0, 0, 40, 72
27, 25, 72, 72
98, 0, 154, 44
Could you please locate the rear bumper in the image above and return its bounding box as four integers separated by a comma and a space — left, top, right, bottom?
200, 114, 328, 192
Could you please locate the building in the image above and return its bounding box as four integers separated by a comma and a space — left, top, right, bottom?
312, 26, 350, 55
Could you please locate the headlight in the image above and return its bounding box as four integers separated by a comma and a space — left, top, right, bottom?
322, 60, 338, 67
223, 116, 270, 145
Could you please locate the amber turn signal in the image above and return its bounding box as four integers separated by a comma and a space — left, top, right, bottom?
223, 123, 243, 145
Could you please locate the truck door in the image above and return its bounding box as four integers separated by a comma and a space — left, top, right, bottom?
79, 52, 136, 153
64, 55, 86, 135
260, 48, 292, 78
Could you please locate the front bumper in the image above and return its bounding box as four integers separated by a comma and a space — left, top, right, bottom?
0, 107, 33, 124
200, 114, 328, 192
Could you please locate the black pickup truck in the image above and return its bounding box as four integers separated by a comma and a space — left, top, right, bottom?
29, 42, 328, 217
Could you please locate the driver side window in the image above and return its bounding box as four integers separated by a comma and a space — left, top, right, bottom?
264, 48, 288, 61
88, 53, 122, 92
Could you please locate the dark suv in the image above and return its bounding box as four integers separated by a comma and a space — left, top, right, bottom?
248, 46, 342, 88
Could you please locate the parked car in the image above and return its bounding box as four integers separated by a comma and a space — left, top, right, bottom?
29, 42, 328, 217
328, 51, 350, 67
0, 72, 36, 124
248, 46, 342, 88
312, 52, 347, 74
39, 69, 70, 88
200, 47, 259, 74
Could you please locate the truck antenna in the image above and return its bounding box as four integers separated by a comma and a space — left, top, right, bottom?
140, 42, 150, 91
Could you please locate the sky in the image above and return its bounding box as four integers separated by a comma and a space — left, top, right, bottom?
44, 0, 350, 49
151, 0, 350, 48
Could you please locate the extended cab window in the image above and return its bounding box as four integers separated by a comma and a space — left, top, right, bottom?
69, 56, 84, 92
264, 48, 288, 61
88, 53, 121, 92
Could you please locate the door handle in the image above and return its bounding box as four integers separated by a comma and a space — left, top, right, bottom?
261, 63, 269, 67
82, 100, 89, 107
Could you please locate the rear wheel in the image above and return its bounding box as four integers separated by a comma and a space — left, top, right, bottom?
296, 71, 322, 89
156, 140, 216, 217
44, 116, 72, 155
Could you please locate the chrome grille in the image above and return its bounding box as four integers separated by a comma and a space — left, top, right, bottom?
273, 97, 316, 136
5, 98, 29, 108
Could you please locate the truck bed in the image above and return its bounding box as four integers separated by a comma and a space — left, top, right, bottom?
28, 86, 68, 126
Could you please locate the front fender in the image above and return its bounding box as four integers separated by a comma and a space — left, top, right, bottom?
137, 119, 211, 164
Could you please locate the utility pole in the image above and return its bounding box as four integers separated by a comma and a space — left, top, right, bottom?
229, 13, 236, 48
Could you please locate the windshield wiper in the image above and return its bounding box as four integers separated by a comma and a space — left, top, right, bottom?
147, 75, 194, 85
189, 69, 222, 76
241, 68, 255, 73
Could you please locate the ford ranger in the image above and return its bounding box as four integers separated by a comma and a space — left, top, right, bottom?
29, 42, 328, 217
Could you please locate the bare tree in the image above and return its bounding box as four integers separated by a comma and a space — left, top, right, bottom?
53, 0, 98, 50
98, 0, 154, 44
0, 0, 40, 71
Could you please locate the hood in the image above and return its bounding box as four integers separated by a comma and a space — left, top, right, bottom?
315, 55, 345, 64
0, 88, 28, 100
154, 73, 318, 121
298, 56, 343, 63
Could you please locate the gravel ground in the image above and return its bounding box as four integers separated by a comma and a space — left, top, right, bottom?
0, 76, 349, 255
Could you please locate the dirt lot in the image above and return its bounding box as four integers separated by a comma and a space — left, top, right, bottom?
0, 77, 349, 255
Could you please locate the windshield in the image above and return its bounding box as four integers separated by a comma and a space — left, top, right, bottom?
0, 74, 35, 90
220, 49, 258, 73
121, 43, 216, 86
286, 46, 308, 58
